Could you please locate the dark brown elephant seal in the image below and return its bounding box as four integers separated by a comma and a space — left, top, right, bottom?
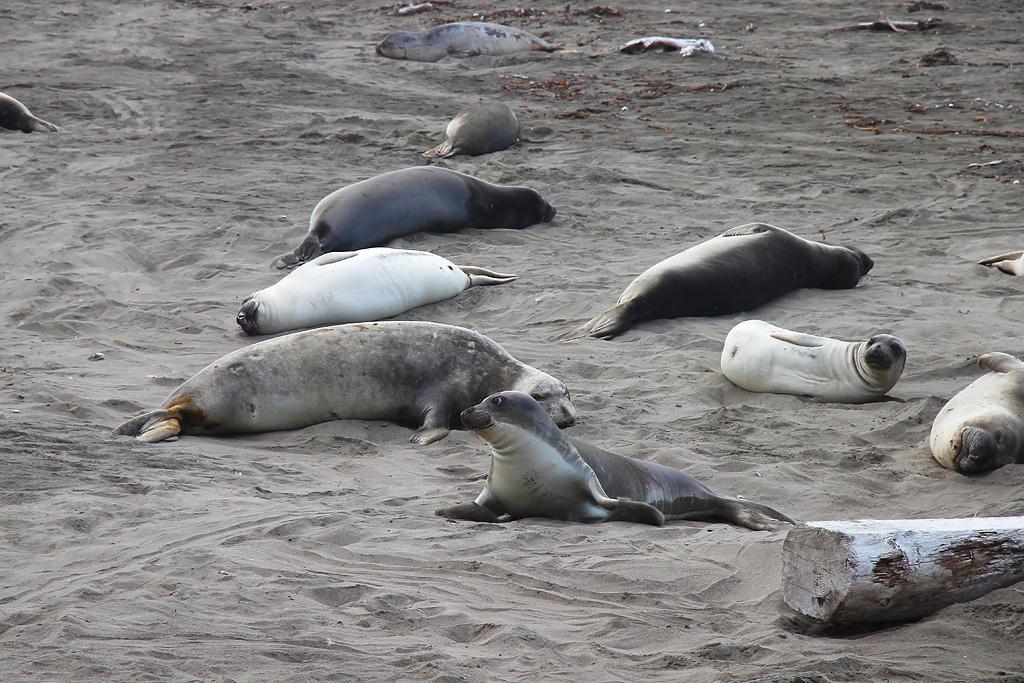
0, 92, 58, 133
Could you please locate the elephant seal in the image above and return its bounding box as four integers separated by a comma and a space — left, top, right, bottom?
930, 352, 1024, 474
979, 251, 1024, 276
112, 322, 576, 445
238, 248, 517, 336
0, 92, 59, 133
376, 22, 559, 62
618, 37, 715, 57
721, 320, 907, 403
436, 391, 794, 529
562, 223, 873, 340
424, 102, 519, 158
272, 166, 556, 269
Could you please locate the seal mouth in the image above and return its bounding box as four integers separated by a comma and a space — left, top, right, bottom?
236, 299, 260, 335
461, 406, 495, 430
955, 426, 996, 474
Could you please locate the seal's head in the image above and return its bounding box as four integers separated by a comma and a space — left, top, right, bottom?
862, 334, 907, 373
954, 423, 1020, 474
509, 373, 575, 428
376, 31, 422, 60
236, 297, 260, 335
461, 391, 562, 448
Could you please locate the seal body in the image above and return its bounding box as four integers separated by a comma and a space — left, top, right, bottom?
273, 166, 556, 269
563, 223, 874, 340
930, 352, 1024, 474
436, 391, 793, 529
618, 37, 715, 57
721, 320, 906, 403
238, 248, 517, 335
112, 322, 576, 445
424, 102, 519, 158
376, 22, 559, 62
979, 251, 1024, 276
0, 92, 59, 133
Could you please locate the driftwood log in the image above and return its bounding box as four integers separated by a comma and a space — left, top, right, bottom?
781, 517, 1024, 623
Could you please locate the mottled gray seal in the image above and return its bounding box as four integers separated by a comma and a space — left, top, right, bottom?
238, 248, 516, 335
563, 223, 873, 340
436, 391, 794, 529
930, 352, 1024, 474
424, 102, 519, 158
272, 166, 556, 269
721, 320, 906, 403
376, 22, 559, 62
113, 322, 576, 445
979, 251, 1024, 276
0, 92, 59, 133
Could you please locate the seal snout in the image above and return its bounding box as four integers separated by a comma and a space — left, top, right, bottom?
461, 405, 495, 430
236, 299, 260, 335
956, 426, 998, 474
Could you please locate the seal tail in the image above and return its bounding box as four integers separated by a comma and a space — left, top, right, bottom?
723, 498, 795, 531
111, 409, 183, 442
423, 141, 456, 158
27, 115, 59, 132
458, 266, 517, 286
561, 302, 636, 341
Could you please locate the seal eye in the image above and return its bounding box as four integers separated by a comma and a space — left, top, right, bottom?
491, 396, 503, 406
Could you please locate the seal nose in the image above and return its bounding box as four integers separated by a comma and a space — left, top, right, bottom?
461, 406, 494, 430
236, 300, 259, 335
957, 426, 996, 473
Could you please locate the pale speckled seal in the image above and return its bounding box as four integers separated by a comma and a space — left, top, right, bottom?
112, 322, 576, 445
272, 166, 556, 269
979, 251, 1024, 276
562, 223, 873, 340
436, 391, 794, 529
238, 248, 516, 335
0, 92, 59, 133
424, 102, 519, 158
376, 22, 559, 62
721, 320, 906, 403
930, 352, 1024, 474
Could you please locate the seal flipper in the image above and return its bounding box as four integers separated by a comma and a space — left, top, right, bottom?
271, 235, 323, 269
716, 498, 795, 531
423, 140, 456, 158
978, 251, 1024, 275
979, 352, 1024, 374
770, 330, 825, 348
435, 502, 506, 523
600, 498, 665, 526
458, 265, 518, 286
25, 115, 59, 133
111, 409, 182, 442
561, 302, 637, 341
410, 402, 451, 445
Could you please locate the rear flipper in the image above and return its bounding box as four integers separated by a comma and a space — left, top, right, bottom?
435, 502, 506, 523
719, 498, 795, 531
458, 265, 518, 286
423, 140, 456, 158
271, 235, 323, 269
561, 302, 636, 341
111, 409, 182, 442
601, 498, 665, 526
978, 251, 1024, 276
27, 115, 59, 132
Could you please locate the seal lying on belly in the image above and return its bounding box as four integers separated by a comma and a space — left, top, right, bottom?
436, 391, 794, 529
562, 223, 873, 340
930, 352, 1024, 474
272, 166, 556, 269
721, 320, 907, 403
0, 92, 59, 133
376, 22, 559, 62
424, 102, 519, 158
112, 322, 576, 445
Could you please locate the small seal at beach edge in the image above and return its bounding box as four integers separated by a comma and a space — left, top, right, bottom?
376, 22, 560, 62
436, 391, 794, 529
0, 92, 59, 133
424, 102, 519, 158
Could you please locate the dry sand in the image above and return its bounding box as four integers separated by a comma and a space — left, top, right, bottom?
3, 0, 1024, 680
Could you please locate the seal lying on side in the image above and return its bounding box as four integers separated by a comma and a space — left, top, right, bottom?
979, 251, 1024, 276
238, 248, 516, 335
437, 391, 794, 529
562, 223, 873, 340
113, 322, 576, 445
721, 320, 907, 403
0, 92, 59, 133
618, 37, 715, 57
930, 352, 1024, 474
377, 22, 559, 62
272, 166, 556, 269
424, 102, 519, 158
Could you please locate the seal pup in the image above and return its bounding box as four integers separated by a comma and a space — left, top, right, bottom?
562, 223, 873, 340
436, 391, 794, 529
721, 320, 906, 403
930, 352, 1024, 474
112, 322, 575, 445
238, 248, 516, 336
618, 37, 715, 57
376, 22, 559, 62
424, 102, 519, 158
979, 251, 1024, 276
0, 92, 59, 133
272, 166, 556, 269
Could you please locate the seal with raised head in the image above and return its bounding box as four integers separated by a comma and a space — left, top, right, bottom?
436, 391, 794, 529
930, 352, 1024, 474
112, 322, 576, 445
721, 320, 907, 403
424, 102, 519, 158
0, 92, 59, 133
238, 248, 517, 336
272, 166, 556, 269
562, 223, 874, 340
376, 22, 559, 62
979, 251, 1024, 276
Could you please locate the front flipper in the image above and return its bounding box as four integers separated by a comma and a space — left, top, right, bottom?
979, 352, 1024, 374
770, 330, 826, 348
601, 498, 665, 526
410, 402, 451, 445
435, 502, 506, 523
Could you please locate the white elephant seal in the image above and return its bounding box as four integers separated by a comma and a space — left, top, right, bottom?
930, 352, 1024, 474
238, 248, 517, 335
376, 22, 560, 62
424, 102, 519, 158
979, 251, 1024, 276
721, 320, 907, 403
436, 391, 794, 529
112, 322, 576, 445
563, 223, 873, 340
0, 92, 59, 133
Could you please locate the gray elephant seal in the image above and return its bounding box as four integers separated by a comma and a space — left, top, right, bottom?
424, 102, 519, 158
436, 391, 794, 529
721, 320, 906, 403
979, 251, 1024, 276
930, 352, 1024, 474
0, 92, 59, 133
272, 166, 556, 269
563, 223, 873, 340
112, 322, 576, 445
376, 22, 559, 62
